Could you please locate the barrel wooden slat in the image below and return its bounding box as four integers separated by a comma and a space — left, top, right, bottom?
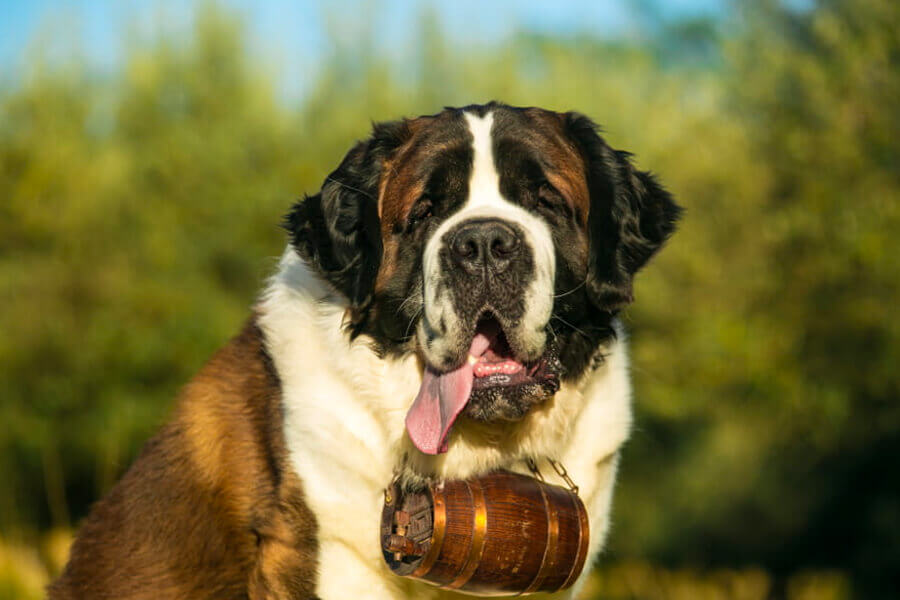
539, 484, 582, 592
523, 479, 557, 594
425, 480, 475, 585
464, 471, 549, 595
560, 488, 590, 592
445, 479, 488, 589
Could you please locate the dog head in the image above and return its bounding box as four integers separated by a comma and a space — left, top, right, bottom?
286, 102, 680, 455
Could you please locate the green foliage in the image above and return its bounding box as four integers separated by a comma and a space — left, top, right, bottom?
1, 0, 897, 596
616, 3, 900, 593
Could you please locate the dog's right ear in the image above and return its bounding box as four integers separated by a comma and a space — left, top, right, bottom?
284, 121, 410, 311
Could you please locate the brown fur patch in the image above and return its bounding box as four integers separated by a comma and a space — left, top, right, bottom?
519, 108, 591, 225
49, 320, 320, 600
375, 112, 470, 292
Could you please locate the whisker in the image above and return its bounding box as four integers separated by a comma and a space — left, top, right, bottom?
403, 307, 423, 339
395, 294, 420, 316
395, 281, 423, 314
324, 177, 376, 201
554, 276, 588, 299
546, 327, 559, 343
551, 314, 589, 339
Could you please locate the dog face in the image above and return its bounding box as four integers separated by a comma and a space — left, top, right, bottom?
286, 102, 679, 454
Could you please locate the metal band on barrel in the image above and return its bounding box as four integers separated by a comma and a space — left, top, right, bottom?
411, 486, 447, 578
558, 491, 590, 591
444, 478, 488, 590
522, 481, 559, 594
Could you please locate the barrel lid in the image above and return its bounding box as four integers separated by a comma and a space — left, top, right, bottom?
381, 482, 435, 576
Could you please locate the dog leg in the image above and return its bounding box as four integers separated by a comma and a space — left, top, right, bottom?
249, 473, 320, 600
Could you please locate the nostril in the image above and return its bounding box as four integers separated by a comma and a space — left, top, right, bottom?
491, 233, 519, 258
452, 233, 479, 259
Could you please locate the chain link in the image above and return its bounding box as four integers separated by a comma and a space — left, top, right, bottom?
525, 457, 579, 495
525, 457, 545, 482
548, 458, 579, 496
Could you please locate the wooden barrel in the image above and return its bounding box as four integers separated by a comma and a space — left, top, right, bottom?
381, 470, 589, 596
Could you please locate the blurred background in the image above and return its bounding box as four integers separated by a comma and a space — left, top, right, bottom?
1, 0, 898, 598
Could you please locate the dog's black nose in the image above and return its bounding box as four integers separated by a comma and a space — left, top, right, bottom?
449, 219, 522, 274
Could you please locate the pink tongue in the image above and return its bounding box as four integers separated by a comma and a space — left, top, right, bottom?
406, 333, 491, 455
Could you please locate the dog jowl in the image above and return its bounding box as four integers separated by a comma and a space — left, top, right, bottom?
286, 102, 681, 455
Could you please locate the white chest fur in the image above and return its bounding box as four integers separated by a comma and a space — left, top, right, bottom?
257, 249, 633, 599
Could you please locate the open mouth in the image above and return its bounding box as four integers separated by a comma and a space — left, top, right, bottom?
469, 316, 545, 389
405, 312, 559, 456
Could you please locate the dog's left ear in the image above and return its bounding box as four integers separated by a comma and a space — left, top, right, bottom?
565, 112, 682, 313
285, 120, 410, 313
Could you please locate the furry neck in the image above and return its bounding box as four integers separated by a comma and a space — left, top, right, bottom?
258, 248, 607, 486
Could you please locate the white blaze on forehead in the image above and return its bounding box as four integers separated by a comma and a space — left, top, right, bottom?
465, 112, 504, 208
420, 110, 557, 364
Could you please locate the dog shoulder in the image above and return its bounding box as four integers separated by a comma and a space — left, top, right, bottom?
50, 320, 320, 599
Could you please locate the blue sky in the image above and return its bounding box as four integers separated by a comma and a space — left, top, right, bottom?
0, 0, 726, 97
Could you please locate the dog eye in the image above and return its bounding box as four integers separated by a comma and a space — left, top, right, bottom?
535, 181, 561, 211
407, 196, 434, 229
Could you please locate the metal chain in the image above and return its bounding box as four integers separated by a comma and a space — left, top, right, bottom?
526, 457, 579, 496
388, 458, 580, 500
548, 458, 580, 496
525, 457, 545, 482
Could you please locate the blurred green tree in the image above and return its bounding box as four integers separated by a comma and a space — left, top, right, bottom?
615, 1, 899, 595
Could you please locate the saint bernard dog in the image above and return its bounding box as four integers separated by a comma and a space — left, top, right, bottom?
51, 102, 679, 599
